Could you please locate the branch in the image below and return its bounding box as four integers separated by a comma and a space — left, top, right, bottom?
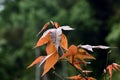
66, 60, 88, 79
52, 71, 65, 80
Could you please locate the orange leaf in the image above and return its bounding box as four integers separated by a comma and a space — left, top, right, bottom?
77, 48, 95, 61
46, 41, 56, 55
27, 56, 45, 68
42, 52, 59, 76
112, 63, 120, 71
34, 32, 50, 48
60, 45, 77, 59
36, 22, 50, 36
106, 65, 113, 78
60, 34, 68, 50
106, 63, 120, 78
54, 22, 60, 28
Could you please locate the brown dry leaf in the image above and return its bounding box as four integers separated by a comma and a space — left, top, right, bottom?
42, 52, 59, 76
60, 34, 68, 50
36, 22, 50, 36
46, 41, 56, 55
54, 22, 60, 28
27, 56, 45, 68
77, 48, 95, 61
34, 32, 50, 48
106, 63, 120, 78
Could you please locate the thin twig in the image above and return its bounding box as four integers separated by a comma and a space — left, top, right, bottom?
52, 71, 65, 80
66, 60, 88, 79
105, 50, 111, 67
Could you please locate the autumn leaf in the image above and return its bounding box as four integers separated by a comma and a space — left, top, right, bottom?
106, 63, 120, 79
34, 32, 51, 48
60, 45, 95, 70
27, 56, 45, 69
60, 34, 68, 50
46, 41, 56, 55
36, 21, 74, 36
36, 22, 50, 36
35, 22, 74, 51
77, 48, 96, 61
60, 45, 77, 59
27, 53, 54, 69
39, 53, 54, 67
54, 22, 60, 28
42, 52, 59, 76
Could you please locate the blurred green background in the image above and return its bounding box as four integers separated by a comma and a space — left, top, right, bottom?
0, 0, 120, 80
